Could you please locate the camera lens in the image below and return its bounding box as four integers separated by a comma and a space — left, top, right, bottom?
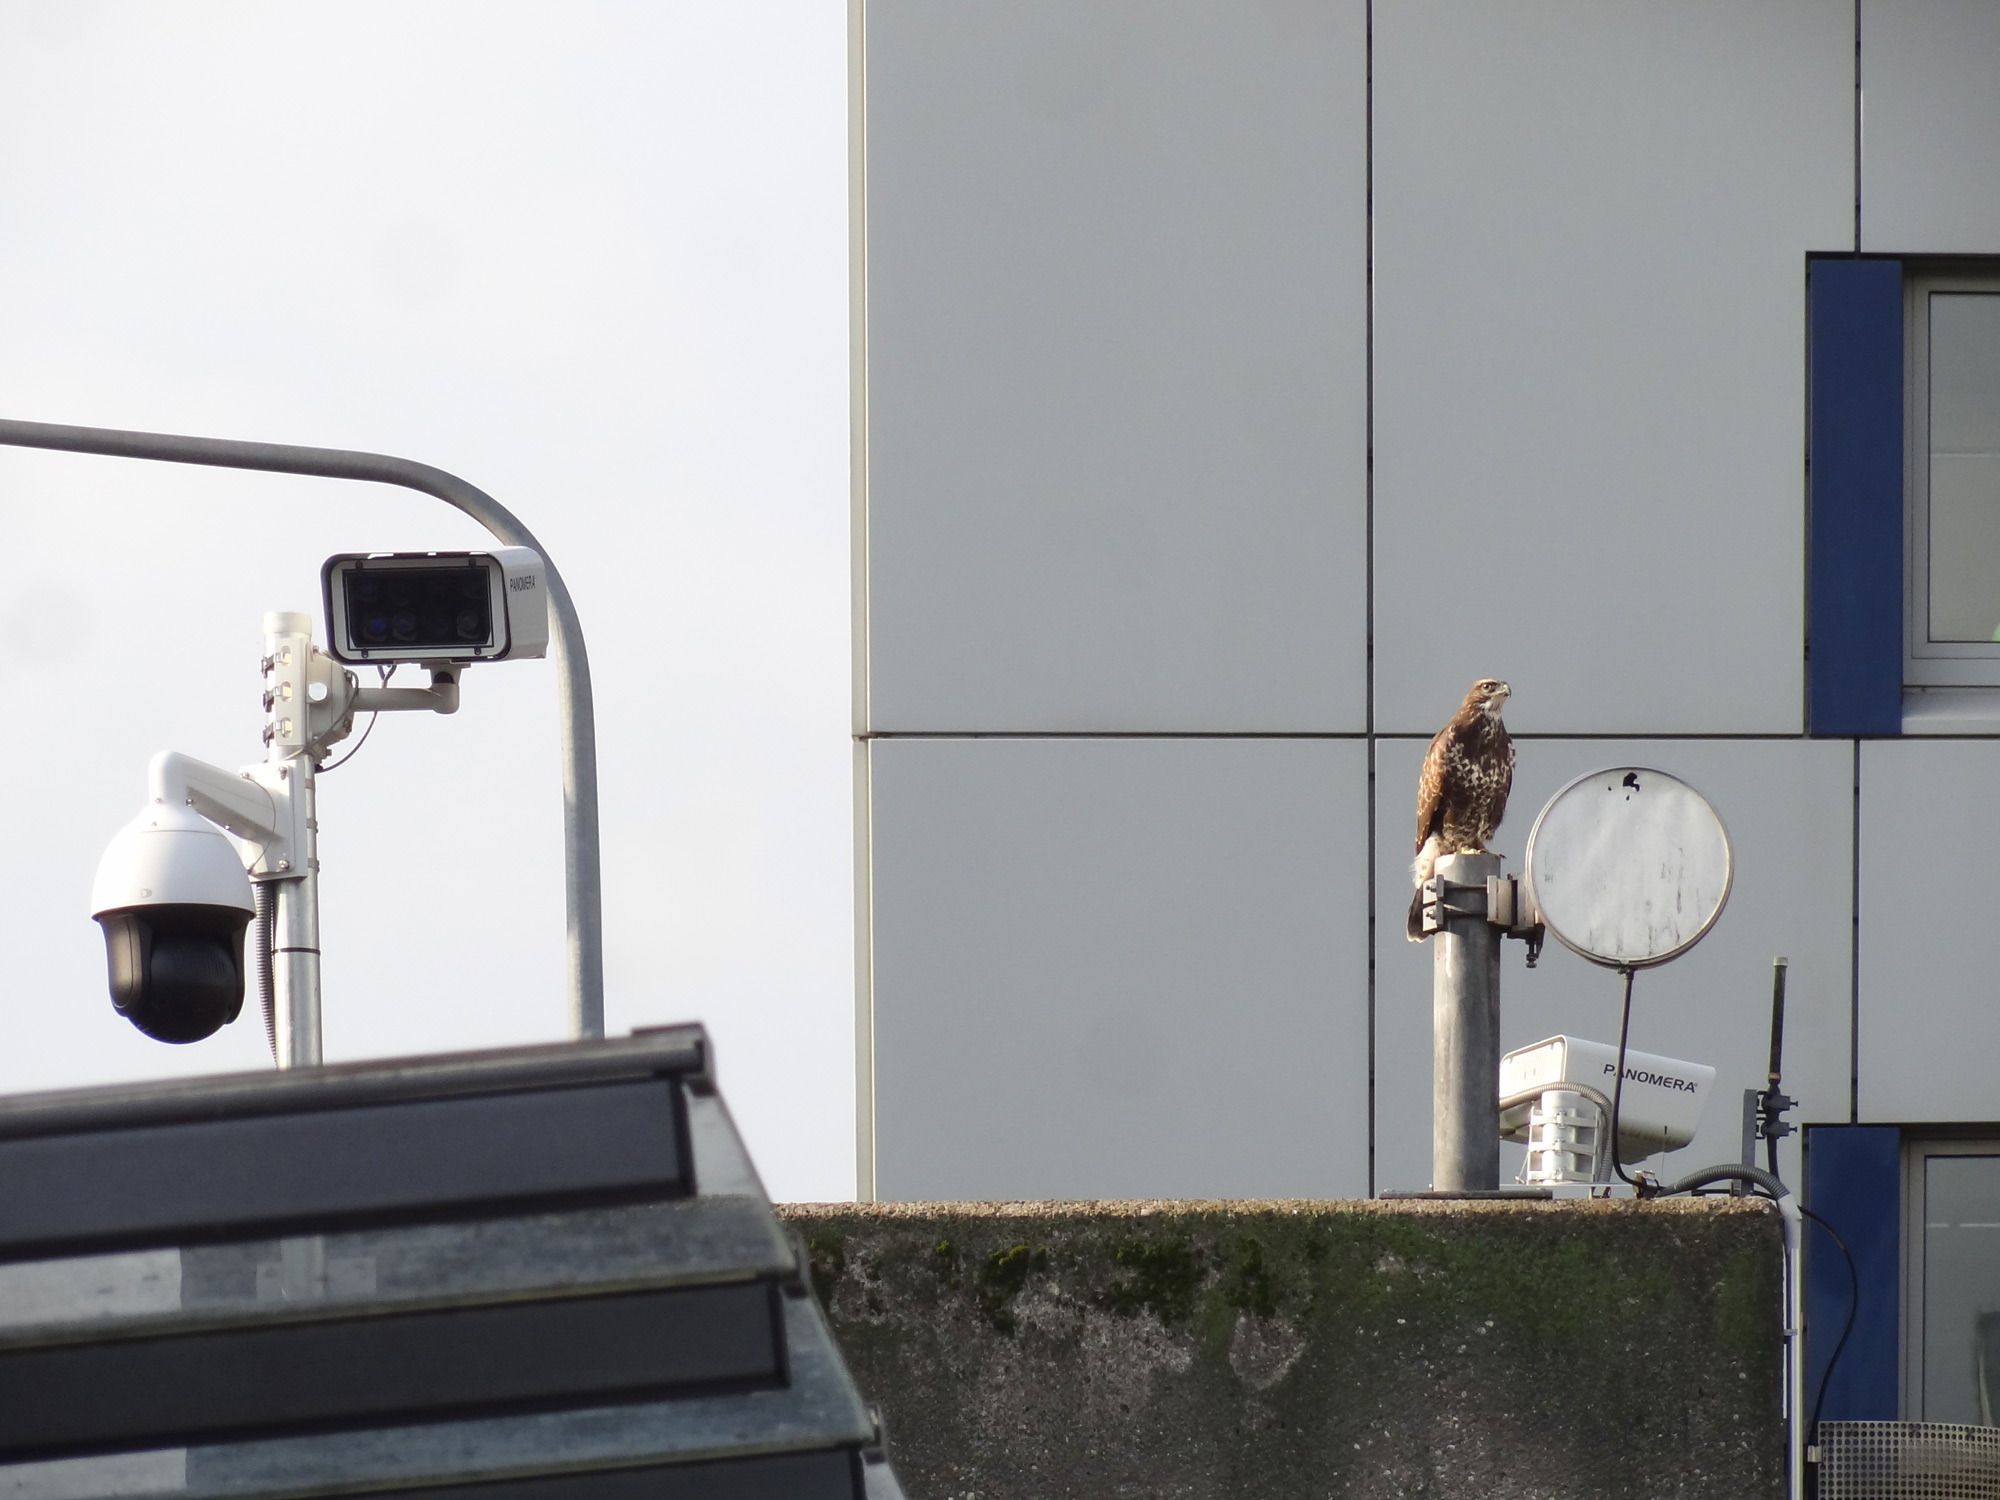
342, 562, 493, 655
99, 907, 249, 1044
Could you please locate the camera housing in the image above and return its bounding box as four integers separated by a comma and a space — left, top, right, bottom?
91, 803, 255, 1044
1499, 1034, 1716, 1160
321, 548, 548, 666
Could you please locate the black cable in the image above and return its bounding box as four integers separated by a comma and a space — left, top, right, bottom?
316, 712, 377, 773
317, 664, 393, 774
1609, 966, 1646, 1191
1662, 1163, 1788, 1199
251, 881, 276, 1061
1653, 1163, 1856, 1485
1798, 1204, 1859, 1470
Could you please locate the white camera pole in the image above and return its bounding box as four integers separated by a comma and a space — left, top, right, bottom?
0, 418, 603, 1041
260, 612, 323, 1066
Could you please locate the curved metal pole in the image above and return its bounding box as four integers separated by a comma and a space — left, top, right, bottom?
0, 417, 603, 1040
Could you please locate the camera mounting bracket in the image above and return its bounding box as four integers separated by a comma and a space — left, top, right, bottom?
147, 751, 302, 880
1418, 872, 1546, 968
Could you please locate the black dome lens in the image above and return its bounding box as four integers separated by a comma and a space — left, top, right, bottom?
98, 907, 248, 1045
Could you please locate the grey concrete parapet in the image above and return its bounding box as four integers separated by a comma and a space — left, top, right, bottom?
779, 1197, 1784, 1500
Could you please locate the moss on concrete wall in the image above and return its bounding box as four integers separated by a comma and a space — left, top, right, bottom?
779, 1198, 1783, 1500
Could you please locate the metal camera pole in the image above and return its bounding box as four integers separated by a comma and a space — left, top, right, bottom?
1417, 853, 1545, 1191
0, 417, 603, 1040
1431, 852, 1503, 1190
259, 613, 323, 1067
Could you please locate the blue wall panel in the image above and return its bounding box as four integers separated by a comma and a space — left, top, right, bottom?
1807, 259, 1903, 736
1805, 1125, 1901, 1422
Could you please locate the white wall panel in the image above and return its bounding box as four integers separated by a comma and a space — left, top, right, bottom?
1862, 1, 2000, 253
1374, 737, 1853, 1192
1373, 2, 1852, 736
860, 0, 1368, 733
867, 737, 1368, 1200
1858, 741, 2000, 1121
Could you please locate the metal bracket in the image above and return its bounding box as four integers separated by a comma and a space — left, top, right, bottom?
1418, 873, 1546, 967
1417, 876, 1483, 934
1487, 874, 1547, 968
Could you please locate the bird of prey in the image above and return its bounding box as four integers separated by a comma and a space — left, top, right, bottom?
1407, 678, 1515, 942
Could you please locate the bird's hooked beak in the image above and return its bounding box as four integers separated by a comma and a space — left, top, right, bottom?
1490, 682, 1512, 710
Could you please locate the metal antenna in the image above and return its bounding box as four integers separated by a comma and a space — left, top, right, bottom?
1768, 957, 1788, 1089
1758, 958, 1795, 1178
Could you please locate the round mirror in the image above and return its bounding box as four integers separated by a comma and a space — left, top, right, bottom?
1523, 767, 1732, 969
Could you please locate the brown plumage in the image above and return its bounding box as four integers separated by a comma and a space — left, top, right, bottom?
1406, 678, 1515, 941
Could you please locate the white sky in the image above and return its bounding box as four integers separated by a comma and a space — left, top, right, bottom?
0, 1, 855, 1200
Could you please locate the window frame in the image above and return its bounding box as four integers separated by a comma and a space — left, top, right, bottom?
1904, 269, 2000, 687
1899, 1134, 2000, 1421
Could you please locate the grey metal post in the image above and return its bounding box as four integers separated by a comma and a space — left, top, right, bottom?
272, 853, 322, 1068
0, 417, 604, 1039
1433, 851, 1503, 1191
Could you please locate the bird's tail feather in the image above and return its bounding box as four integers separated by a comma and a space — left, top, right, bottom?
1407, 834, 1441, 942
1411, 833, 1442, 887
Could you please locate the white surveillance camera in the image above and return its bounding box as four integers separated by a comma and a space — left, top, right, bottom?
1500, 1034, 1716, 1165
320, 548, 548, 666
90, 802, 255, 1044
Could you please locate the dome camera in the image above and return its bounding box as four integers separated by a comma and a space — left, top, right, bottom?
91, 803, 254, 1043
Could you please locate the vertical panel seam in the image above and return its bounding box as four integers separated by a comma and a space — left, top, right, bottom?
1808, 254, 1824, 740
1853, 0, 1862, 253
1851, 737, 1861, 1123
849, 0, 876, 1201
1364, 0, 1378, 1201
854, 741, 877, 1201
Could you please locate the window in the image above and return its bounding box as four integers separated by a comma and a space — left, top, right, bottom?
1806, 258, 2000, 732
1903, 1139, 2000, 1422
1906, 274, 2000, 687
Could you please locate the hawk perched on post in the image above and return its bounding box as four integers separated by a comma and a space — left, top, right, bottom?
1407, 678, 1514, 941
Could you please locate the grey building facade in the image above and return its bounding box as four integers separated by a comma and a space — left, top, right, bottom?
850, 0, 2000, 1425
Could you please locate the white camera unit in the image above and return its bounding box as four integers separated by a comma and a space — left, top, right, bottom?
94, 547, 549, 1062
322, 548, 547, 666
1499, 1035, 1716, 1185
91, 792, 257, 1044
